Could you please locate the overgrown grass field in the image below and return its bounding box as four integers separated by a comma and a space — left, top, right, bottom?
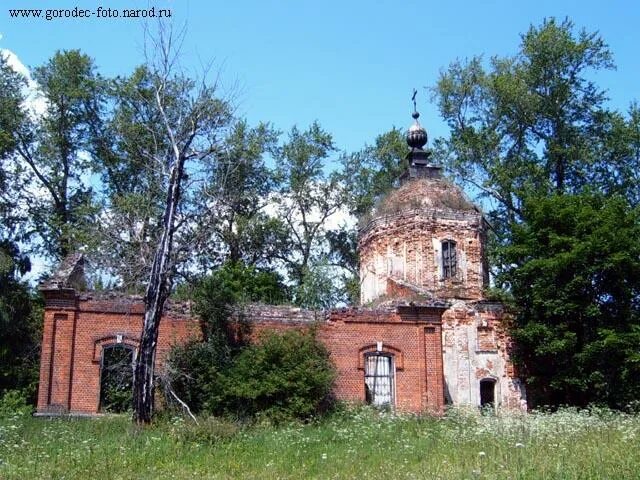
1, 407, 638, 479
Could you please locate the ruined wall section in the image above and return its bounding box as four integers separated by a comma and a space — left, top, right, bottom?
441, 301, 526, 410
322, 307, 444, 413
37, 296, 448, 415
37, 292, 200, 415
235, 304, 447, 413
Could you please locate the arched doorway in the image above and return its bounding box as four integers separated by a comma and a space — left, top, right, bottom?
479, 378, 496, 410
99, 344, 134, 413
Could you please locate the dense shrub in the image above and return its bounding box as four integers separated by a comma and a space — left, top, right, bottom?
499, 193, 640, 408
168, 329, 335, 422
0, 241, 42, 404
167, 335, 232, 414
217, 329, 335, 422
174, 261, 290, 352
0, 389, 33, 416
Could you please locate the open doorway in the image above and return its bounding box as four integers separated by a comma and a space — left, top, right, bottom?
479, 378, 496, 411
99, 344, 134, 413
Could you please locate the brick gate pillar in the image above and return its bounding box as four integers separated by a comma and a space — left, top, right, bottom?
37, 287, 78, 414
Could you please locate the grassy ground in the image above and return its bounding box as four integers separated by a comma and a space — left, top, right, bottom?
0, 406, 638, 479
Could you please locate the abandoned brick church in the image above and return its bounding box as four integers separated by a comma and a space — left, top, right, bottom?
36, 108, 527, 415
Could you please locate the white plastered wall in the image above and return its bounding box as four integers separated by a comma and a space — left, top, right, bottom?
442, 302, 526, 410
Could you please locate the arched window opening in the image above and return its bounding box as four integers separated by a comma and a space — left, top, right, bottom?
479, 378, 496, 412
364, 353, 394, 407
442, 240, 457, 279
99, 344, 134, 413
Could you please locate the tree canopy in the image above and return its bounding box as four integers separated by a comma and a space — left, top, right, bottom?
499, 193, 640, 408
433, 18, 640, 226
432, 18, 640, 408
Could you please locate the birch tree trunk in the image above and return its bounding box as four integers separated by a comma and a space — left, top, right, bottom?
128, 24, 232, 424
133, 159, 184, 424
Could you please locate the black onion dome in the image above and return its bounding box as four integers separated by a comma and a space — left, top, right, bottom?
406, 111, 427, 149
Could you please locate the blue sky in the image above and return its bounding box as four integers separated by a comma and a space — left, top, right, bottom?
2, 0, 640, 154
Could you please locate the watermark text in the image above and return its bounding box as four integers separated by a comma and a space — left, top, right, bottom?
8, 6, 172, 21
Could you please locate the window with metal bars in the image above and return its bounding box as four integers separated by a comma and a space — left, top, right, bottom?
364, 353, 394, 407
442, 240, 457, 279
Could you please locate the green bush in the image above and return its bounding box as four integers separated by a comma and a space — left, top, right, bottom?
192, 261, 289, 341
0, 241, 42, 404
168, 329, 335, 423
0, 389, 33, 416
218, 329, 336, 422
168, 263, 333, 422
167, 335, 232, 414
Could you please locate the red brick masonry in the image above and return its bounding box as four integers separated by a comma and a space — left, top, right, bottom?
36, 291, 447, 415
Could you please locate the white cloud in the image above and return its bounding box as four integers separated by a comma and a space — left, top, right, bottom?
264, 190, 356, 232
1, 46, 51, 283
1, 47, 47, 116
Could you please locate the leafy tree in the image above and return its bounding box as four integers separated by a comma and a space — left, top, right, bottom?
293, 260, 344, 310
130, 29, 233, 424
192, 260, 289, 340
498, 193, 640, 408
0, 53, 26, 160
0, 53, 29, 238
325, 227, 360, 304
0, 241, 41, 402
199, 120, 288, 270
588, 104, 640, 206
341, 128, 407, 218
93, 66, 171, 290
274, 122, 345, 305
0, 56, 42, 403
11, 50, 105, 259
431, 18, 640, 227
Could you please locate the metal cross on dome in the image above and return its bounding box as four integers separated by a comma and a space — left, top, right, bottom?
411, 88, 418, 113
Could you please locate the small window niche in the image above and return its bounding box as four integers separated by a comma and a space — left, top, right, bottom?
387, 256, 404, 278
476, 326, 497, 352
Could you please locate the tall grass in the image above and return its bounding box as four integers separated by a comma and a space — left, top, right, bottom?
1, 406, 638, 479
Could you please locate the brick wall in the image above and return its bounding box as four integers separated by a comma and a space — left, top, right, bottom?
37, 297, 447, 415
321, 307, 444, 413
37, 294, 201, 415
